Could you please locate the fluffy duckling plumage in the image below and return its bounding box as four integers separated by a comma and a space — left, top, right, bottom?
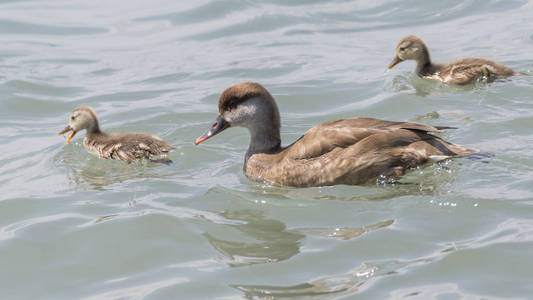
59, 106, 173, 163
389, 35, 520, 84
195, 82, 477, 187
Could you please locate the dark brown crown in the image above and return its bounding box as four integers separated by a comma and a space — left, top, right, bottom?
218, 82, 273, 113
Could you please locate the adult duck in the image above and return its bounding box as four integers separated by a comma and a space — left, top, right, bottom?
388, 35, 521, 84
195, 82, 477, 187
59, 106, 173, 163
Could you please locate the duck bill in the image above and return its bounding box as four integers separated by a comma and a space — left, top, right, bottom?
388, 56, 403, 69
195, 115, 230, 145
58, 125, 76, 144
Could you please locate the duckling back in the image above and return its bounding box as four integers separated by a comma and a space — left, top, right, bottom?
84, 132, 173, 163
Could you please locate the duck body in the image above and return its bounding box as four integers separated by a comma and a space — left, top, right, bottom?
195, 82, 477, 187
59, 106, 173, 163
245, 118, 475, 187
83, 132, 173, 163
389, 35, 520, 85
420, 58, 516, 84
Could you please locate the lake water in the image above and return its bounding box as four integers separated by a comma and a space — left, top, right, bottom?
1, 0, 533, 299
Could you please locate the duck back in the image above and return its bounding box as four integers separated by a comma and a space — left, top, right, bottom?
245, 118, 476, 187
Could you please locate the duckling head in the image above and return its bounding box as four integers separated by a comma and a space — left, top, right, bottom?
58, 106, 100, 143
195, 82, 281, 148
388, 35, 430, 69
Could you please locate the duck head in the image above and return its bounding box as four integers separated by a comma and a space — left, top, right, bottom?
58, 106, 100, 143
195, 82, 281, 157
388, 35, 430, 69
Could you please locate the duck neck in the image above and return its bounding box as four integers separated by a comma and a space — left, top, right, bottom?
240, 97, 282, 164
86, 119, 103, 135
415, 47, 433, 76
245, 123, 281, 164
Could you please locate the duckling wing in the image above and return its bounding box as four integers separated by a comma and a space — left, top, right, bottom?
102, 133, 173, 162
440, 58, 515, 84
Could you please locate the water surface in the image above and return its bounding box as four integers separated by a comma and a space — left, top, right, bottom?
1, 0, 533, 298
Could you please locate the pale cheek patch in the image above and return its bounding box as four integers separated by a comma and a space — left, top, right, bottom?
226, 101, 258, 125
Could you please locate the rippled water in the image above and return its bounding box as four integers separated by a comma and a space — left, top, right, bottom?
1, 0, 533, 298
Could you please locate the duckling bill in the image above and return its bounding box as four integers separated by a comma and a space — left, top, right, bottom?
195, 82, 478, 187
59, 106, 173, 163
389, 35, 522, 84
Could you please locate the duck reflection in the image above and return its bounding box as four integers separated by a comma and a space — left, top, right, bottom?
56, 149, 172, 190
298, 219, 394, 241
203, 209, 304, 267
232, 262, 380, 299
392, 74, 487, 98
254, 178, 452, 203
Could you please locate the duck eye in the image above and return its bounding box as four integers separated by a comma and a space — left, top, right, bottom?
71, 116, 75, 120
399, 47, 406, 51
226, 99, 238, 111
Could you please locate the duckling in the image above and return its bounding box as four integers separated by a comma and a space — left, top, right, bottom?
195, 82, 477, 187
59, 106, 173, 164
388, 35, 521, 84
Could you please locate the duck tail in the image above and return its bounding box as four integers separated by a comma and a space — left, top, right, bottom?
452, 144, 494, 160
454, 146, 481, 158
439, 141, 480, 158
429, 147, 491, 163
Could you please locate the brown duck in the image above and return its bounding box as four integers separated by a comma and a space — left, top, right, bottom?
59, 106, 173, 163
388, 35, 521, 84
195, 82, 477, 187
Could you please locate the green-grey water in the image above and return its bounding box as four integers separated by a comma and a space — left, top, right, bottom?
1, 0, 533, 299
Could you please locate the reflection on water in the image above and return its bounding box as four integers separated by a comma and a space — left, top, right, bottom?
2, 0, 533, 298
204, 209, 304, 267
233, 216, 533, 299
203, 211, 393, 269
233, 262, 380, 299
389, 283, 502, 300
231, 245, 453, 299
56, 149, 173, 190
297, 219, 394, 241
391, 74, 492, 97
82, 277, 188, 300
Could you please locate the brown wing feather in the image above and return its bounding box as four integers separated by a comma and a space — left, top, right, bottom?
85, 133, 173, 163
246, 118, 475, 187
282, 118, 441, 160
440, 58, 515, 84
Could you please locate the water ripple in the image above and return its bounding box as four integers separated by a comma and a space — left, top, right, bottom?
82, 277, 188, 300
1, 0, 533, 298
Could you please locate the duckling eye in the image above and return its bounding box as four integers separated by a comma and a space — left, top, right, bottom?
71, 116, 76, 121
399, 47, 406, 51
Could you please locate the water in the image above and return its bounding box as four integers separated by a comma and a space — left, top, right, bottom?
1, 0, 533, 298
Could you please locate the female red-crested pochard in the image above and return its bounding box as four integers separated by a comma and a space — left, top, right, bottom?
195, 82, 477, 187
388, 35, 522, 84
59, 106, 173, 163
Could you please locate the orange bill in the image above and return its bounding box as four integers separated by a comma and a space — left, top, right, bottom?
388, 56, 403, 69
195, 115, 230, 145
58, 125, 76, 144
